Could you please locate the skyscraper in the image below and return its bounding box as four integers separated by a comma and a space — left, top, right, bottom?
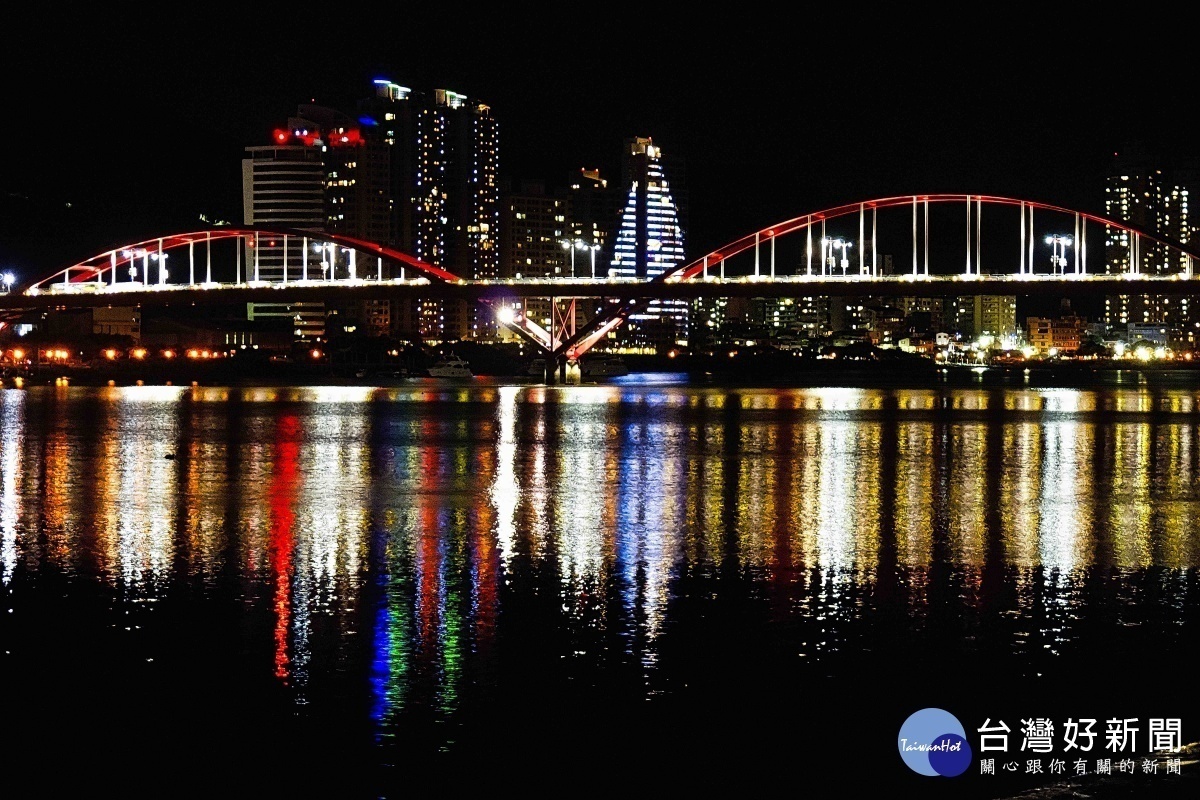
1104, 146, 1194, 346
609, 137, 687, 351
245, 80, 500, 345
497, 178, 569, 339
354, 82, 500, 343
241, 132, 331, 341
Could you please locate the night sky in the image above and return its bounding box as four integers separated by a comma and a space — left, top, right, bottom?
4, 8, 1197, 318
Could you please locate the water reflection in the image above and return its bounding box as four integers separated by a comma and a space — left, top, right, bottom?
2, 383, 1198, 769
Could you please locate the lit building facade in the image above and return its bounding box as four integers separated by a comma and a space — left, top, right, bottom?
943, 295, 1017, 344
608, 137, 687, 351
497, 180, 569, 339
1026, 313, 1086, 355
92, 306, 141, 340
247, 81, 499, 345
356, 82, 499, 343
1104, 147, 1194, 346
241, 142, 328, 340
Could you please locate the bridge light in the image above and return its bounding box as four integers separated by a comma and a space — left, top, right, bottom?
1045, 233, 1072, 274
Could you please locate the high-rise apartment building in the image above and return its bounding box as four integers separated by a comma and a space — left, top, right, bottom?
567, 168, 619, 277
355, 82, 499, 343
245, 80, 499, 344
1104, 146, 1194, 346
497, 179, 569, 339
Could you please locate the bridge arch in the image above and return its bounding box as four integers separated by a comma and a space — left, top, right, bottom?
667, 194, 1200, 282
26, 225, 462, 293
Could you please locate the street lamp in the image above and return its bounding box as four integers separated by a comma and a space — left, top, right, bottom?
1, 272, 14, 294
317, 242, 334, 280
561, 238, 587, 278
823, 237, 851, 275
151, 252, 169, 284
1045, 234, 1072, 274
589, 241, 599, 279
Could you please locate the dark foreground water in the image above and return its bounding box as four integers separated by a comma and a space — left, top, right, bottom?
1, 380, 1197, 797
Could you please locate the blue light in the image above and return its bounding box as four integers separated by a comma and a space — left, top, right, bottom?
358, 116, 380, 127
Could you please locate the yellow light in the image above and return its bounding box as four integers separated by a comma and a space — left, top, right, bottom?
12, 349, 24, 360
311, 349, 323, 359
163, 350, 175, 359
104, 349, 117, 360
187, 349, 200, 359
132, 348, 147, 359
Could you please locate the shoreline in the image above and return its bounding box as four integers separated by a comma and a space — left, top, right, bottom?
7, 361, 1200, 391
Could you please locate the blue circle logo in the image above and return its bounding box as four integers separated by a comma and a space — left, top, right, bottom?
898, 708, 972, 777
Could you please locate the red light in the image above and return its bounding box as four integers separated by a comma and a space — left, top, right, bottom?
329, 128, 363, 147
273, 128, 289, 143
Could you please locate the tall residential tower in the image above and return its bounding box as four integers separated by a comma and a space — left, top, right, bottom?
1104, 146, 1194, 346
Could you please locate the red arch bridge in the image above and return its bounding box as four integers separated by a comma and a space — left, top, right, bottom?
6, 194, 1200, 369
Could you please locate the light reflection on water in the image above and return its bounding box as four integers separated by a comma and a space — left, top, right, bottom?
1, 383, 1198, 783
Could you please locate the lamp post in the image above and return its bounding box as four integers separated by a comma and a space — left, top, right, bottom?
1, 272, 14, 294
560, 238, 587, 278
1045, 234, 1072, 274
151, 252, 168, 284
320, 242, 334, 280
823, 237, 850, 275
589, 242, 599, 279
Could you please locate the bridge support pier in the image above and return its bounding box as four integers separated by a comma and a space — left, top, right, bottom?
544, 356, 581, 385
564, 358, 581, 385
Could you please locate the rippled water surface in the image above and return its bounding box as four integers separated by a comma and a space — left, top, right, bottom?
1, 383, 1197, 795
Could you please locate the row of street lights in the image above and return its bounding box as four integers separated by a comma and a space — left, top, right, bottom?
560, 238, 600, 278
816, 234, 1074, 275
1046, 233, 1073, 273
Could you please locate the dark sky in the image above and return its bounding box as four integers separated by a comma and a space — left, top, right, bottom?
3, 7, 1197, 305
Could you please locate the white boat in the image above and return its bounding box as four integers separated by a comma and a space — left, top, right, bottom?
581, 354, 629, 378
427, 354, 473, 378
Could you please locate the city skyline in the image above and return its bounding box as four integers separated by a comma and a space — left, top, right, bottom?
5, 10, 1199, 284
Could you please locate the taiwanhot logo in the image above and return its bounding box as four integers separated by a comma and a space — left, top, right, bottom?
898, 708, 973, 777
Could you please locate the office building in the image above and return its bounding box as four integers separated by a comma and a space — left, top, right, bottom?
609, 137, 687, 351
241, 140, 329, 340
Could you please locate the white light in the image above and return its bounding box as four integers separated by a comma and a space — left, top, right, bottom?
497, 307, 515, 325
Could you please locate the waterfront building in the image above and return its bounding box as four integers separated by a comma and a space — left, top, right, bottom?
246, 80, 499, 345
352, 82, 499, 343
497, 179, 569, 341
1026, 312, 1086, 355
92, 306, 141, 340
945, 295, 1018, 346
241, 141, 328, 340
608, 137, 687, 352
1104, 146, 1194, 346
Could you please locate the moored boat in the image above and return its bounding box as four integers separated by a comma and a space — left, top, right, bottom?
581, 354, 629, 378
427, 354, 472, 378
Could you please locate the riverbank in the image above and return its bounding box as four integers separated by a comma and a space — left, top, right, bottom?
9, 353, 1200, 389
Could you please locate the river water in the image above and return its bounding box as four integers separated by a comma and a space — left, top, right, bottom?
1, 380, 1197, 796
